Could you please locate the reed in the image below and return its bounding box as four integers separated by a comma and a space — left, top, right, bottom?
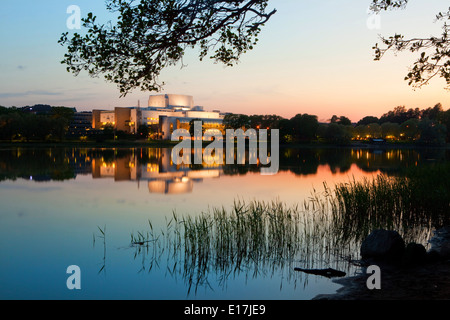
130, 194, 361, 293
333, 163, 450, 244
128, 163, 449, 293
94, 225, 107, 274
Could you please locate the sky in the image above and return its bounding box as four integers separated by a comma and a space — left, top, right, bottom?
0, 0, 449, 122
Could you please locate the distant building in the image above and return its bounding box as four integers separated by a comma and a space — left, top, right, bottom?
68, 111, 94, 137
148, 94, 194, 110
92, 94, 225, 140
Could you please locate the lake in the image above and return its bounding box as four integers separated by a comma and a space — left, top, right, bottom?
0, 146, 448, 300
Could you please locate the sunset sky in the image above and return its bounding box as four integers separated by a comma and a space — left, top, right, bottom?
0, 0, 448, 122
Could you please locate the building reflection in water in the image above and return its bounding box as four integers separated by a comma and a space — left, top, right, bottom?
91, 149, 221, 194
1, 147, 448, 191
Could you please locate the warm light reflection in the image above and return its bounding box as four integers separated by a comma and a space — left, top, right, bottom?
5, 147, 432, 196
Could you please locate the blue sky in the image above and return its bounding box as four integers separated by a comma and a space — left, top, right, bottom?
0, 0, 448, 121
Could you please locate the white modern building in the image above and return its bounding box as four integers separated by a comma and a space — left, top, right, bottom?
92, 94, 225, 140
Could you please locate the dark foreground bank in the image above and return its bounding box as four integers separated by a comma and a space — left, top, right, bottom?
315, 260, 450, 300
315, 227, 450, 300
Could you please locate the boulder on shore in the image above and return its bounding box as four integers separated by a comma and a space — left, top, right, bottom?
360, 229, 405, 261
402, 242, 427, 265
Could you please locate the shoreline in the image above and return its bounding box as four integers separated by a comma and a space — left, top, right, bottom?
0, 140, 448, 150
314, 227, 450, 300
314, 260, 450, 300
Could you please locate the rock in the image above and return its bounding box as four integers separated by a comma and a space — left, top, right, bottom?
425, 249, 442, 263
360, 229, 405, 261
428, 226, 450, 259
402, 242, 427, 265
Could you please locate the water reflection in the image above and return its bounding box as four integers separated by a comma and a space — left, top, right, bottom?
126, 198, 361, 296
0, 147, 448, 194
91, 149, 222, 194
1, 146, 449, 299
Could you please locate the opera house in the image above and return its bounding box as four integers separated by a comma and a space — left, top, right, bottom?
92, 94, 225, 140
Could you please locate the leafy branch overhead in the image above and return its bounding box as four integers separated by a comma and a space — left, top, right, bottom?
58, 0, 276, 97
59, 0, 449, 95
371, 0, 450, 90
369, 0, 409, 12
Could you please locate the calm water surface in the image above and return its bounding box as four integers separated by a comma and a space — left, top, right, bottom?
0, 147, 448, 299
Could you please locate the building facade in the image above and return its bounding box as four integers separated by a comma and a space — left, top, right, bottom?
92, 94, 225, 140
68, 111, 93, 137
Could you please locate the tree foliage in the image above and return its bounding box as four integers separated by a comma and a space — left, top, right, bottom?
357, 116, 379, 126
58, 0, 450, 95
0, 113, 69, 142
371, 0, 450, 90
330, 115, 352, 126
278, 114, 319, 143
137, 124, 150, 138
323, 123, 352, 145
369, 0, 408, 12
223, 113, 250, 130
379, 106, 420, 124
290, 114, 319, 141
417, 118, 447, 146
248, 114, 283, 130
59, 0, 276, 96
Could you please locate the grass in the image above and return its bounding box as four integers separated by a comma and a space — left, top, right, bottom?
130, 195, 359, 293
333, 163, 450, 244
126, 163, 450, 294
93, 225, 107, 275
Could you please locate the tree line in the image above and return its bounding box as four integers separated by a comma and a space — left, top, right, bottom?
0, 105, 74, 142
1, 103, 449, 146
223, 103, 450, 146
